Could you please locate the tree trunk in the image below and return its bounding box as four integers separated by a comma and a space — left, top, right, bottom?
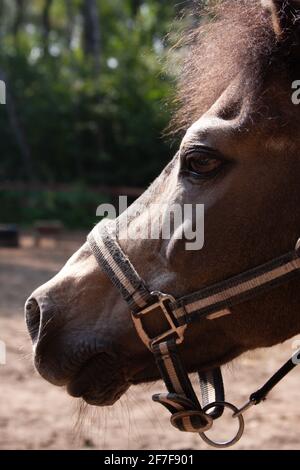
130, 0, 142, 17
65, 0, 74, 48
82, 0, 101, 75
42, 0, 53, 56
13, 0, 25, 42
0, 70, 35, 181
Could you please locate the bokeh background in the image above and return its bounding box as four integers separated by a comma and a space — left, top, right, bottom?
0, 0, 197, 227
1, 0, 300, 450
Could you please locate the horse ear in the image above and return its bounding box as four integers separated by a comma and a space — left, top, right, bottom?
261, 0, 300, 39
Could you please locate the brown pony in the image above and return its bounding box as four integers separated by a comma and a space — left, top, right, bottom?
25, 0, 300, 412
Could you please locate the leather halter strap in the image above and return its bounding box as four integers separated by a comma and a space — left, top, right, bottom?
88, 221, 300, 446
88, 221, 226, 432
88, 222, 300, 348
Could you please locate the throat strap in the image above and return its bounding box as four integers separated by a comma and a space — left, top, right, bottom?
152, 340, 212, 433
152, 340, 225, 433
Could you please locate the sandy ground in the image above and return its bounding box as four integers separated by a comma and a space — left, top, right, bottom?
1, 233, 300, 450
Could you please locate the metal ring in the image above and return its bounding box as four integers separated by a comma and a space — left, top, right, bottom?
199, 401, 245, 449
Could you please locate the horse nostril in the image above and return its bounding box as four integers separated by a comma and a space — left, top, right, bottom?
25, 298, 41, 344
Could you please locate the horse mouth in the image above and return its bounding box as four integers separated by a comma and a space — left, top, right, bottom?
66, 353, 130, 406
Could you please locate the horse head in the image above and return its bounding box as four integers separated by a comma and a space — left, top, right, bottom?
25, 1, 300, 417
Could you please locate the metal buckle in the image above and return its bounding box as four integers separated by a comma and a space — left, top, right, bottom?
131, 291, 186, 350
171, 410, 213, 433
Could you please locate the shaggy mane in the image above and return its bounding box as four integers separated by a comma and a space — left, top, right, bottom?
173, 0, 295, 134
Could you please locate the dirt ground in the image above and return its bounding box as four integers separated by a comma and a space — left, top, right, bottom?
1, 233, 300, 450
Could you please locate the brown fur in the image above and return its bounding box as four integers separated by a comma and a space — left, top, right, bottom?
25, 0, 300, 409
173, 0, 300, 134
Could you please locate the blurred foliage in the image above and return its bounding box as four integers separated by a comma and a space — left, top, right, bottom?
0, 0, 185, 185
0, 186, 109, 228
0, 0, 207, 226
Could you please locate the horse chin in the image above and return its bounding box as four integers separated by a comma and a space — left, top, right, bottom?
66, 353, 130, 406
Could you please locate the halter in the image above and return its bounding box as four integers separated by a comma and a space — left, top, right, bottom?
88, 221, 300, 448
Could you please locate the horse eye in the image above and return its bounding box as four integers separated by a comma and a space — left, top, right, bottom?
185, 153, 223, 177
